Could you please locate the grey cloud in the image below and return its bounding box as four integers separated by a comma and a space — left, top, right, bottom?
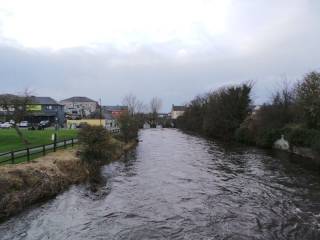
0, 1, 320, 111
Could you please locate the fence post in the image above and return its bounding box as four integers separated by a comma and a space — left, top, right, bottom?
11, 151, 14, 164
64, 140, 67, 149
27, 148, 30, 162
53, 140, 56, 152
53, 133, 57, 152
43, 145, 46, 156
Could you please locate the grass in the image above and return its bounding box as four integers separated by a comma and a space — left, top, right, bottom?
0, 129, 78, 153
0, 144, 76, 165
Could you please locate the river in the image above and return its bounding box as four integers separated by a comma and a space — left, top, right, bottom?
1, 129, 320, 239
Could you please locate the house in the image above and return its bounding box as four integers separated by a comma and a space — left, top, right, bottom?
103, 105, 128, 118
158, 113, 170, 118
60, 96, 98, 119
103, 111, 120, 133
0, 95, 65, 126
171, 105, 186, 119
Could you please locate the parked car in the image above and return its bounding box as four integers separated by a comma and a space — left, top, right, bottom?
39, 120, 50, 127
38, 120, 50, 130
0, 122, 12, 128
9, 120, 15, 125
19, 121, 29, 128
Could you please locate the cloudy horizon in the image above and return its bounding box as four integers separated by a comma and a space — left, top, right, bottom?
0, 0, 320, 111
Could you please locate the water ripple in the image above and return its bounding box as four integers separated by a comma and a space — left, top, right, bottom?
1, 129, 320, 239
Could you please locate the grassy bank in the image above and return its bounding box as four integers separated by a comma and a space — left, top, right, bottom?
0, 138, 137, 220
0, 129, 78, 153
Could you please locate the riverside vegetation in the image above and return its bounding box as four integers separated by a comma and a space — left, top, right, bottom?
177, 71, 320, 158
0, 114, 139, 220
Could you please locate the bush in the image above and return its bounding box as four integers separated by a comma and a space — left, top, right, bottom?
78, 125, 118, 163
117, 113, 139, 143
235, 126, 255, 145
312, 140, 320, 153
285, 127, 320, 153
287, 128, 319, 147
255, 128, 282, 148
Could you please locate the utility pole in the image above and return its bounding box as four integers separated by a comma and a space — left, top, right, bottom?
99, 98, 102, 126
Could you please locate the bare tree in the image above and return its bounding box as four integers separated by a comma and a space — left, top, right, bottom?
150, 97, 162, 113
122, 93, 145, 115
150, 97, 162, 115
0, 90, 32, 145
136, 101, 148, 114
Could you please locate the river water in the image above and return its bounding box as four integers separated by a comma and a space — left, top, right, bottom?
1, 129, 320, 240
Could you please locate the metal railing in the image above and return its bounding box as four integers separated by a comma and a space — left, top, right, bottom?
0, 138, 78, 164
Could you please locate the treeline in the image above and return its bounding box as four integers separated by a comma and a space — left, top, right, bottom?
177, 71, 320, 153
176, 83, 253, 140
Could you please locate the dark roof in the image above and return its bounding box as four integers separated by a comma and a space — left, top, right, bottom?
172, 105, 186, 111
103, 111, 114, 120
0, 94, 17, 99
61, 96, 96, 103
30, 96, 60, 105
103, 105, 128, 111
0, 94, 60, 105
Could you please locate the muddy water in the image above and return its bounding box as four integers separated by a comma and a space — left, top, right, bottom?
1, 129, 320, 239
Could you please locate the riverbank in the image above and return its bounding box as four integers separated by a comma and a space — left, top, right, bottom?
0, 140, 137, 221
178, 127, 320, 168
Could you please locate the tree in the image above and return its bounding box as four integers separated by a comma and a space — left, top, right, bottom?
296, 71, 320, 129
203, 83, 253, 140
150, 97, 162, 114
176, 83, 252, 140
149, 97, 162, 123
117, 113, 139, 143
176, 94, 207, 132
0, 91, 32, 145
122, 93, 145, 116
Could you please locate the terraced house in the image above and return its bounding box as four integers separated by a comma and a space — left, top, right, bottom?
0, 94, 65, 126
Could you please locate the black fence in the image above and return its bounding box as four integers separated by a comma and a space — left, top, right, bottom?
0, 138, 78, 164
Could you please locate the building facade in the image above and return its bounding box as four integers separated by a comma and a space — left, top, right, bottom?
0, 95, 65, 126
171, 105, 186, 119
60, 96, 98, 119
103, 106, 128, 119
103, 111, 120, 133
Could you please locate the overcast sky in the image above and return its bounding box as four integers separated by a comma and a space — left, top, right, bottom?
0, 0, 320, 111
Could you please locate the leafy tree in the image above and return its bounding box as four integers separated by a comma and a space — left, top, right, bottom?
117, 113, 139, 143
203, 83, 253, 140
176, 95, 207, 132
78, 125, 118, 163
296, 71, 320, 129
177, 83, 253, 141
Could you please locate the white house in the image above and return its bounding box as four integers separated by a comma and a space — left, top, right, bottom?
171, 105, 186, 119
60, 96, 98, 118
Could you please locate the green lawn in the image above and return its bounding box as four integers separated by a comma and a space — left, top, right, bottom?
0, 129, 78, 153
